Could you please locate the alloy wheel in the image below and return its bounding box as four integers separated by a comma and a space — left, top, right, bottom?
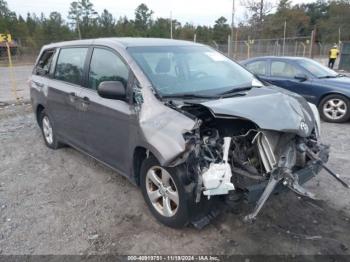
145, 166, 179, 217
323, 98, 347, 121
42, 116, 53, 145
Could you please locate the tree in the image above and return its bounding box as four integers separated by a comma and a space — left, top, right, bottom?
0, 0, 17, 33
243, 0, 275, 38
0, 0, 11, 18
149, 18, 170, 38
2, 0, 350, 59
98, 9, 115, 37
68, 1, 82, 38
134, 3, 153, 34
68, 0, 97, 39
301, 0, 329, 26
179, 23, 195, 40
213, 16, 230, 43
317, 0, 350, 42
196, 25, 213, 43
262, 1, 310, 38
42, 12, 73, 43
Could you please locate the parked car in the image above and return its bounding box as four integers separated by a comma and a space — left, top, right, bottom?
31, 38, 344, 228
241, 56, 350, 123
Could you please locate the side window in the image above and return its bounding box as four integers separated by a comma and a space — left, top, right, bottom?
271, 61, 302, 78
35, 49, 55, 76
88, 48, 129, 90
246, 60, 267, 75
54, 48, 88, 85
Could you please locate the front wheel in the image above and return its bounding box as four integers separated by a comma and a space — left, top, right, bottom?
319, 95, 350, 123
140, 156, 192, 228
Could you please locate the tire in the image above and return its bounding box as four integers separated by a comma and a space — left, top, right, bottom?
140, 155, 193, 228
319, 94, 350, 123
39, 109, 63, 149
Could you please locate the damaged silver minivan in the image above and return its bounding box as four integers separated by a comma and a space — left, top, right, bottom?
30, 38, 348, 228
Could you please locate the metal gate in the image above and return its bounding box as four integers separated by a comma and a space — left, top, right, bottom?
339, 42, 350, 71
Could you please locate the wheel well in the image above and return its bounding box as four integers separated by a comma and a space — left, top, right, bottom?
318, 93, 349, 107
133, 147, 148, 186
36, 104, 45, 125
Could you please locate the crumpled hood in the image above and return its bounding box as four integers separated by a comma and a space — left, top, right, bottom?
198, 87, 316, 137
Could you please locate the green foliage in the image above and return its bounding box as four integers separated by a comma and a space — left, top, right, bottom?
134, 3, 153, 35
0, 0, 350, 54
213, 17, 230, 44
68, 0, 98, 38
317, 0, 350, 42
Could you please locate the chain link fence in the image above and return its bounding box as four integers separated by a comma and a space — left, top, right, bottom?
222, 36, 338, 61
0, 35, 341, 66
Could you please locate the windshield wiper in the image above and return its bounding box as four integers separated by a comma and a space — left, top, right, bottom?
162, 93, 218, 99
218, 86, 254, 95
162, 86, 254, 100
318, 75, 337, 79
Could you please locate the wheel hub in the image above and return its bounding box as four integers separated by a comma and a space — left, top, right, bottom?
159, 185, 166, 196
145, 166, 179, 217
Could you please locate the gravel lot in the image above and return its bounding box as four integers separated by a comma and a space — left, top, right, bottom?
0, 104, 349, 256
0, 65, 32, 103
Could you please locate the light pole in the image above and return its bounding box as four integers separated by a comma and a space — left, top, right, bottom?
170, 11, 173, 39
230, 0, 235, 58
282, 20, 286, 56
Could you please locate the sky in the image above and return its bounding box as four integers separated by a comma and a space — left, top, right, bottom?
7, 0, 315, 26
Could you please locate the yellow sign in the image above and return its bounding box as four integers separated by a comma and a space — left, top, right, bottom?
0, 34, 12, 43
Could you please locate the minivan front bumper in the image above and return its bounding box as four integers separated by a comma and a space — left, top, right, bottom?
243, 143, 329, 204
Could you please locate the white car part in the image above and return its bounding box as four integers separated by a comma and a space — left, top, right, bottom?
202, 137, 235, 197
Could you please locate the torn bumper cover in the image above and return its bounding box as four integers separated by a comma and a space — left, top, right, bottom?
242, 142, 331, 223
244, 143, 329, 204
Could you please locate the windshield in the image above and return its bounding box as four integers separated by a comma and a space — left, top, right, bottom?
127, 45, 257, 97
297, 58, 338, 78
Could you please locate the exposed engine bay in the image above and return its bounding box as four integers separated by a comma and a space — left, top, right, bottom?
166, 101, 348, 223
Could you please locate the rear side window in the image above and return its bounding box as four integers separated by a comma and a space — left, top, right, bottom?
35, 49, 55, 76
88, 48, 129, 90
246, 60, 267, 75
54, 48, 88, 85
271, 61, 302, 78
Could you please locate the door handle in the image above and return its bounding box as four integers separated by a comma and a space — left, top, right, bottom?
68, 92, 78, 103
32, 81, 44, 88
82, 96, 90, 104
80, 96, 90, 111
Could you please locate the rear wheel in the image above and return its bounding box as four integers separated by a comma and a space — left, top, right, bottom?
39, 110, 63, 149
319, 94, 350, 123
140, 156, 192, 228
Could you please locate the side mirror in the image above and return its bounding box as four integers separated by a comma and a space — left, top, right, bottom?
97, 81, 126, 100
294, 74, 308, 82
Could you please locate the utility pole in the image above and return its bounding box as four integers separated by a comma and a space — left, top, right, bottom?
76, 19, 82, 40
234, 28, 238, 59
309, 29, 315, 58
282, 20, 286, 56
170, 11, 173, 39
230, 0, 235, 58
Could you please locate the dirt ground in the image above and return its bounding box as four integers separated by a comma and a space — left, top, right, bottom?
0, 65, 32, 103
0, 103, 349, 256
